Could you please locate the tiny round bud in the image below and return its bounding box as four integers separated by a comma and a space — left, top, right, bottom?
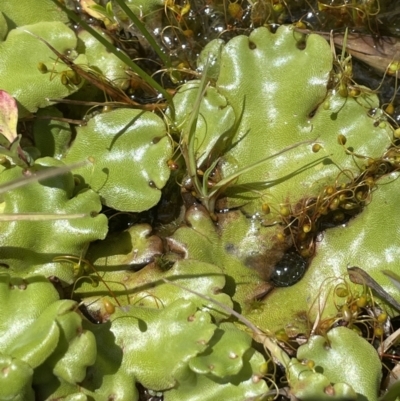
385, 103, 394, 115
280, 205, 291, 217
262, 203, 271, 214
312, 143, 322, 153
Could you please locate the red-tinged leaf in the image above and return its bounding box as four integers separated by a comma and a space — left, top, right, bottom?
0, 90, 18, 146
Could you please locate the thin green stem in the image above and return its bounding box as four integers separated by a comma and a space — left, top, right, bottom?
182, 61, 210, 197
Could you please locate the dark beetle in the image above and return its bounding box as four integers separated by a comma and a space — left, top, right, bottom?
270, 252, 307, 287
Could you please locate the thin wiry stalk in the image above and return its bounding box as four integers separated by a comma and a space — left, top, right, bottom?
0, 161, 86, 195
0, 213, 88, 221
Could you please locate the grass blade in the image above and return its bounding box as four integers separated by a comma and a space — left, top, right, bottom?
0, 161, 86, 195
113, 0, 172, 69
181, 61, 210, 197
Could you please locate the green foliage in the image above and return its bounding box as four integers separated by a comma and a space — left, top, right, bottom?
260, 172, 400, 333
0, 0, 68, 29
0, 21, 85, 117
167, 334, 268, 401
0, 157, 108, 279
0, 12, 8, 41
56, 0, 173, 105
76, 300, 267, 401
292, 326, 382, 401
0, 353, 35, 401
167, 206, 268, 306
189, 322, 253, 377
62, 299, 236, 400
64, 108, 173, 212
75, 257, 234, 322
177, 26, 392, 216
0, 274, 96, 399
77, 27, 131, 90
86, 223, 164, 270
170, 82, 235, 170
287, 358, 358, 401
0, 274, 60, 353
0, 2, 399, 399
115, 299, 216, 390
33, 106, 72, 159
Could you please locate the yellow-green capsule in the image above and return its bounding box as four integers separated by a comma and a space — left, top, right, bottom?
312, 143, 322, 153
377, 311, 387, 323
348, 87, 360, 97
228, 2, 243, 19
388, 61, 400, 75
337, 134, 347, 146
276, 233, 285, 242
102, 105, 113, 113
301, 359, 315, 370
332, 211, 345, 223
374, 325, 384, 337
37, 62, 48, 74
325, 185, 335, 196
273, 3, 284, 12
356, 191, 367, 201
262, 203, 271, 214
341, 304, 352, 322
66, 70, 82, 85
335, 286, 348, 298
329, 197, 340, 211
279, 205, 291, 217
60, 72, 69, 86
356, 295, 368, 308
338, 83, 348, 97
275, 328, 289, 342
385, 103, 394, 115
103, 299, 115, 315
295, 21, 306, 29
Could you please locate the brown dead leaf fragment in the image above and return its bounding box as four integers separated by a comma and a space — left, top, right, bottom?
348, 266, 400, 311
297, 29, 400, 74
